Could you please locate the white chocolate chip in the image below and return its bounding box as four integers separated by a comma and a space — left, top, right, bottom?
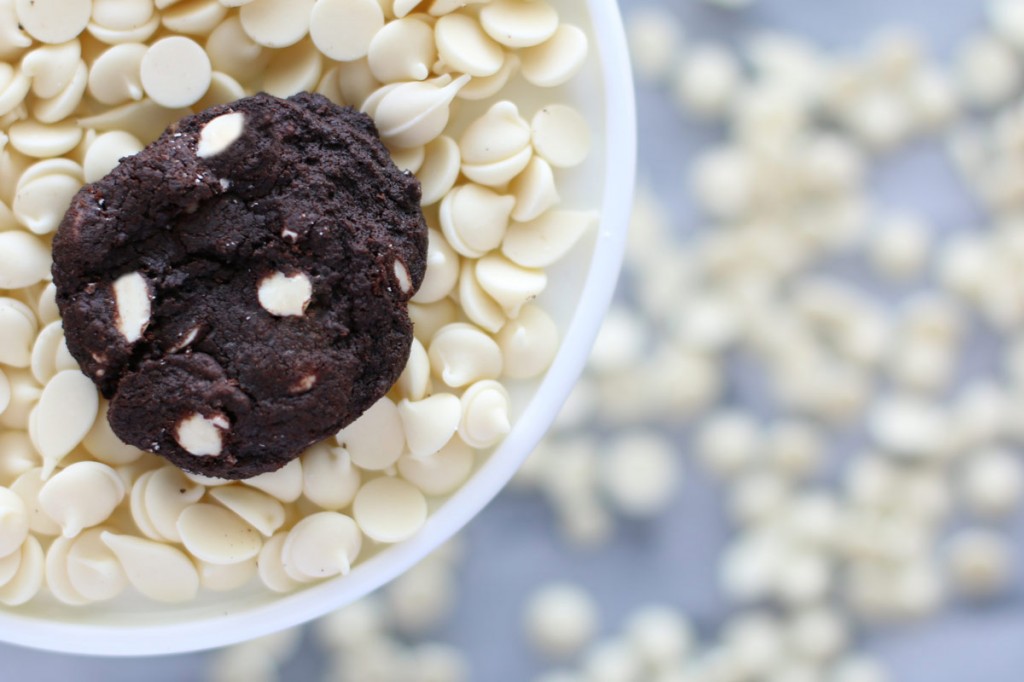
142, 466, 205, 543
83, 131, 144, 183
0, 299, 38, 368
36, 283, 60, 326
389, 145, 425, 174
31, 59, 88, 124
434, 13, 505, 77
944, 528, 1013, 599
13, 159, 83, 235
439, 183, 515, 258
418, 135, 461, 206
282, 511, 362, 580
503, 209, 597, 268
31, 370, 99, 477
479, 0, 558, 48
397, 337, 431, 401
0, 66, 30, 120
0, 486, 28, 559
393, 259, 412, 294
459, 101, 533, 186
1, 370, 43, 432
14, 0, 90, 44
257, 271, 313, 317
457, 379, 511, 448
88, 10, 160, 45
495, 304, 559, 379
0, 232, 51, 289
960, 447, 1023, 518
243, 458, 304, 503
456, 51, 521, 101
0, 536, 42, 606
475, 253, 547, 319
409, 299, 460, 344
674, 44, 742, 119
523, 582, 599, 659
199, 74, 246, 113
290, 373, 317, 394
411, 228, 459, 304
101, 531, 199, 603
83, 399, 144, 466
161, 0, 228, 35
367, 17, 435, 83
0, 372, 10, 423
624, 606, 695, 667
176, 503, 262, 565
128, 471, 163, 541
626, 5, 682, 83
370, 74, 471, 149
91, 0, 152, 30
8, 120, 82, 159
263, 40, 323, 98
38, 462, 125, 538
398, 393, 462, 459
428, 322, 503, 387
397, 437, 474, 496
76, 100, 186, 146
45, 534, 90, 605
197, 111, 246, 159
174, 412, 230, 457
65, 527, 128, 602
239, 0, 315, 49
352, 476, 427, 543
457, 259, 506, 333
520, 24, 588, 88
955, 34, 1020, 109
531, 104, 591, 168
112, 271, 151, 344
256, 531, 300, 593
0, 2, 31, 56
509, 156, 560, 223
140, 36, 212, 108
87, 43, 148, 106
336, 397, 405, 470
205, 16, 269, 82
598, 431, 681, 519
208, 485, 285, 537
301, 442, 361, 510
10, 469, 61, 537
310, 0, 384, 62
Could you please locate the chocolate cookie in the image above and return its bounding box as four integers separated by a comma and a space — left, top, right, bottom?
52, 92, 428, 479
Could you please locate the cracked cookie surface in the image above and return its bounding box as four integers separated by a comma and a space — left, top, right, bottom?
53, 92, 428, 479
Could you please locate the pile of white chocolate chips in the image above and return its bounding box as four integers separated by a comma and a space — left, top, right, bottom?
0, 0, 595, 605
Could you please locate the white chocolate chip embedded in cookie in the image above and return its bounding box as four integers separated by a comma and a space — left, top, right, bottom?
175, 412, 230, 457
112, 272, 151, 344
290, 374, 318, 394
197, 111, 246, 159
257, 271, 313, 317
394, 260, 413, 294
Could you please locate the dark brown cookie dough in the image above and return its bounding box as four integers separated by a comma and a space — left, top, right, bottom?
52, 92, 427, 479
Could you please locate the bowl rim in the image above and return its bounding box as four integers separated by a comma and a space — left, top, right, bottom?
0, 0, 636, 656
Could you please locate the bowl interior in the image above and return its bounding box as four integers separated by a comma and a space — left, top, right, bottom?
0, 0, 636, 656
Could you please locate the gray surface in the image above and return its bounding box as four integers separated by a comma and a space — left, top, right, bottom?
4, 1, 1024, 681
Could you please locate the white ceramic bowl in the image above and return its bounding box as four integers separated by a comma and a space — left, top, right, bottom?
0, 0, 635, 656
